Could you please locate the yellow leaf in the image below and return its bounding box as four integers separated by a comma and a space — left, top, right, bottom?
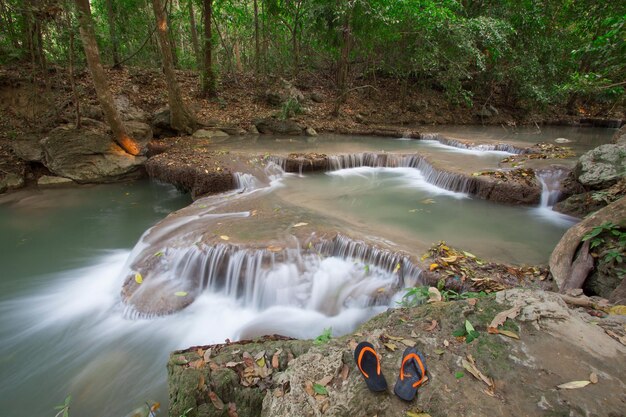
498, 330, 519, 339
256, 357, 266, 367
407, 411, 432, 417
393, 263, 401, 273
609, 305, 626, 315
175, 291, 188, 297
293, 222, 308, 227
557, 380, 591, 389
267, 245, 282, 252
220, 235, 230, 241
134, 272, 143, 284
401, 339, 416, 347
383, 342, 397, 351
429, 263, 439, 271
441, 256, 457, 263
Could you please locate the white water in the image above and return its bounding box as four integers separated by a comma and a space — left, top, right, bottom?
0, 249, 397, 416
419, 139, 515, 156
534, 169, 578, 226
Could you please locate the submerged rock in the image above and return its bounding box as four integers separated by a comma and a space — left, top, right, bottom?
167, 289, 626, 417
37, 175, 74, 187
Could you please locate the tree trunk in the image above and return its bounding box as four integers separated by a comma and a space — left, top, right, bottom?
67, 10, 81, 129
105, 0, 121, 67
151, 0, 195, 133
337, 8, 352, 104
24, 0, 46, 70
253, 0, 260, 73
188, 0, 200, 67
202, 0, 217, 97
74, 0, 139, 155
168, 0, 179, 68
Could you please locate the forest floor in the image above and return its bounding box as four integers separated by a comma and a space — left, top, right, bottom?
0, 63, 623, 187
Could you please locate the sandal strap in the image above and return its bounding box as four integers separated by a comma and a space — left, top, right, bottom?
357, 346, 381, 379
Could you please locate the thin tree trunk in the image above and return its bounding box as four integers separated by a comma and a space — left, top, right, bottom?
168, 0, 179, 68
202, 0, 217, 97
253, 0, 260, 73
74, 0, 140, 155
105, 0, 121, 67
337, 7, 352, 104
151, 0, 195, 132
188, 0, 200, 67
68, 13, 81, 129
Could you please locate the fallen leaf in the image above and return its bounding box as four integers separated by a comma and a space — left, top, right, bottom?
317, 375, 333, 386
209, 392, 225, 410
172, 355, 189, 365
174, 291, 188, 297
305, 381, 315, 396
421, 198, 436, 204
605, 329, 626, 345
401, 339, 416, 347
590, 373, 598, 384
313, 383, 328, 395
462, 356, 493, 387
134, 272, 143, 284
441, 256, 457, 263
227, 402, 239, 417
557, 380, 591, 389
203, 348, 212, 362
394, 263, 401, 273
462, 251, 476, 258
434, 349, 445, 355
154, 251, 164, 257
198, 375, 206, 390
411, 330, 418, 338
293, 222, 308, 227
225, 361, 241, 368
609, 305, 626, 315
429, 263, 439, 271
425, 320, 438, 332
386, 335, 404, 341
467, 298, 477, 306
188, 359, 206, 369
267, 245, 282, 252
341, 364, 350, 380
384, 342, 398, 351
428, 287, 442, 303
488, 304, 522, 331
220, 235, 230, 241
407, 412, 432, 417
498, 330, 520, 339
443, 339, 450, 347
272, 351, 281, 369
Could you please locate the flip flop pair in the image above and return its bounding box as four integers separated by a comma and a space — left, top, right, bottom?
354, 341, 428, 401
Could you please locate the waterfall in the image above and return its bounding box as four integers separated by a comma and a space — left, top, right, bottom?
233, 172, 261, 191
419, 133, 527, 154
123, 234, 424, 318
536, 168, 568, 208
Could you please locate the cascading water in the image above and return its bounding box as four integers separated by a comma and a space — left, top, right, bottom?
419, 133, 527, 154
534, 168, 577, 225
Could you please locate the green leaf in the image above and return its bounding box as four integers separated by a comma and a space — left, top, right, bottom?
452, 328, 466, 337
465, 320, 475, 334
455, 371, 464, 379
313, 383, 328, 395
154, 251, 164, 257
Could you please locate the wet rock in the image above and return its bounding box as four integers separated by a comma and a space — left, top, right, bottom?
613, 125, 626, 145
553, 191, 606, 218
41, 125, 146, 183
0, 172, 24, 193
550, 196, 626, 294
304, 127, 318, 137
10, 134, 44, 162
81, 104, 104, 121
574, 143, 626, 189
192, 128, 229, 139
248, 125, 260, 135
218, 126, 246, 136
37, 175, 74, 187
255, 118, 303, 135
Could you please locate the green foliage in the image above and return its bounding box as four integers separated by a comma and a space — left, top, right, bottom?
313, 327, 332, 345
452, 320, 480, 343
53, 395, 71, 417
582, 221, 626, 264
279, 97, 302, 119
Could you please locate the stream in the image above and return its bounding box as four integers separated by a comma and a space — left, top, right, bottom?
0, 127, 616, 416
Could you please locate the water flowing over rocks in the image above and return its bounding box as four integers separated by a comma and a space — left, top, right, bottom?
168, 289, 626, 417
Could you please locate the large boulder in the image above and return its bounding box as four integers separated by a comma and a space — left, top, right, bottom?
114, 95, 148, 122
37, 175, 74, 187
254, 118, 303, 135
574, 143, 626, 189
0, 172, 24, 193
550, 196, 626, 300
10, 134, 44, 162
41, 125, 146, 183
151, 108, 178, 137
263, 78, 305, 107
192, 129, 229, 139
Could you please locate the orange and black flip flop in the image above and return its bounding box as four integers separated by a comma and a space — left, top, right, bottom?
394, 347, 428, 401
354, 341, 388, 392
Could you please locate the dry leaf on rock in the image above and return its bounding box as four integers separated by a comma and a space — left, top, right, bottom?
227, 402, 239, 417
557, 380, 591, 389
497, 330, 520, 339
428, 287, 442, 302
317, 375, 333, 386
305, 381, 315, 396
401, 339, 416, 347
488, 304, 521, 332
209, 391, 225, 410
462, 356, 493, 387
341, 364, 350, 380
384, 342, 398, 351
590, 373, 598, 384
219, 235, 230, 241
293, 222, 308, 227
425, 320, 438, 332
